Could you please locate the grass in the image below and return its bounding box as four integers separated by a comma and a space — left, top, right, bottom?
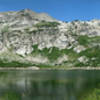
0, 60, 34, 67
78, 46, 100, 67
32, 45, 84, 68
32, 45, 63, 62
0, 40, 100, 68
77, 35, 89, 46
77, 35, 100, 47
32, 45, 78, 62
1, 45, 100, 68
34, 21, 60, 28
32, 44, 100, 67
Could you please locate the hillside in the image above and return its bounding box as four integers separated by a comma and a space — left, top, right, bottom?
0, 9, 100, 68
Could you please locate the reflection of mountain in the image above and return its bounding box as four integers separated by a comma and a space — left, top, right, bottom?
0, 70, 100, 100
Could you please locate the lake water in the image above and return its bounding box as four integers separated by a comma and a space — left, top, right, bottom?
0, 70, 100, 100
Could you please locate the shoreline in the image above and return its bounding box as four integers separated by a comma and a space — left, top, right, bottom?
0, 66, 100, 70
0, 66, 40, 70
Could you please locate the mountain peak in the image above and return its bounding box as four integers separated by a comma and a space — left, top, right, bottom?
19, 8, 36, 14
17, 9, 56, 21
20, 8, 34, 13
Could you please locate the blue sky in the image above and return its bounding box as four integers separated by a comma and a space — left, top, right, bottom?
0, 0, 100, 21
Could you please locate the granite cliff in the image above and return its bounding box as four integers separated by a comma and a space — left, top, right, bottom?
0, 9, 100, 67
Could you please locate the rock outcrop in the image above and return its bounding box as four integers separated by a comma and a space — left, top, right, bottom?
0, 9, 100, 67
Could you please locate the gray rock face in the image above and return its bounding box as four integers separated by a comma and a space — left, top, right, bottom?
0, 9, 100, 66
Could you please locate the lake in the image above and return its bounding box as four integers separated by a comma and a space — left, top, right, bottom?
0, 70, 100, 100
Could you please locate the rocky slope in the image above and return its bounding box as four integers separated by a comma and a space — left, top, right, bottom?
0, 9, 100, 67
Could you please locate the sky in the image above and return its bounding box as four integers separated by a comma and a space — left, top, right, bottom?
0, 0, 100, 21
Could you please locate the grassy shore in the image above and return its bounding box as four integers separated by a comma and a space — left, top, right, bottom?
0, 66, 100, 70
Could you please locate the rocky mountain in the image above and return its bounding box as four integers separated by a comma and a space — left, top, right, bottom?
0, 9, 100, 67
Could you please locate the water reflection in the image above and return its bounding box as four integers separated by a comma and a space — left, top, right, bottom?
0, 70, 100, 100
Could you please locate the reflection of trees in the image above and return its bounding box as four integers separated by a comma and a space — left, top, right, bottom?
0, 91, 21, 100
0, 83, 21, 100
0, 70, 100, 100
28, 80, 69, 100
82, 87, 100, 100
